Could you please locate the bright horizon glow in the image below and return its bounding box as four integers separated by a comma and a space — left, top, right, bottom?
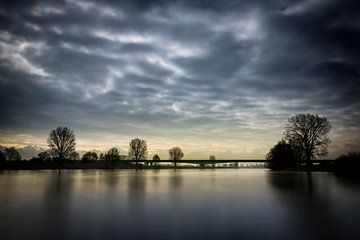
0, 124, 350, 160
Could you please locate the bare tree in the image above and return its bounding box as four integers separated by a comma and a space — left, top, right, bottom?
5, 147, 22, 161
152, 154, 160, 167
38, 151, 52, 162
0, 150, 5, 162
169, 146, 184, 168
210, 155, 216, 168
105, 147, 120, 170
284, 114, 331, 167
82, 152, 98, 162
128, 138, 148, 168
69, 151, 80, 161
334, 152, 360, 174
47, 126, 76, 173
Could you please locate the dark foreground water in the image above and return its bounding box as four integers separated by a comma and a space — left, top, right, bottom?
0, 170, 360, 240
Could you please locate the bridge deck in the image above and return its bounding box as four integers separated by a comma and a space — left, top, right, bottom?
121, 160, 334, 164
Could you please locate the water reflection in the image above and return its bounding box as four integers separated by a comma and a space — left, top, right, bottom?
169, 171, 183, 189
127, 171, 146, 205
42, 173, 74, 239
267, 172, 334, 239
0, 170, 359, 239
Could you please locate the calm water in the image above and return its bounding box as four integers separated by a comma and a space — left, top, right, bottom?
0, 170, 360, 240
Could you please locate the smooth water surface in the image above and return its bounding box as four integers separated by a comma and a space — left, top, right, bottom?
1, 169, 360, 240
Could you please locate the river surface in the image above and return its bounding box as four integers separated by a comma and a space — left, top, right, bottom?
0, 169, 360, 240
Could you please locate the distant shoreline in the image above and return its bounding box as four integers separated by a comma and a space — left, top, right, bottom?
0, 160, 336, 172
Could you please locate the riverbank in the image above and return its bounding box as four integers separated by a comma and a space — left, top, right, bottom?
0, 161, 258, 170
0, 160, 338, 172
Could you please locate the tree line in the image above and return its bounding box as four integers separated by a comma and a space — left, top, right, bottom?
1, 113, 358, 173
266, 113, 332, 169
265, 113, 359, 173
0, 147, 22, 161
0, 126, 185, 172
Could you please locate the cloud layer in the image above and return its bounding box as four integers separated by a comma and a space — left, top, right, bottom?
0, 0, 359, 159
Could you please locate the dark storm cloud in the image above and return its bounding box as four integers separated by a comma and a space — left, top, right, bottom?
0, 0, 359, 157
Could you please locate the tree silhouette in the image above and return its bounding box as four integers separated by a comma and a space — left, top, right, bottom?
38, 151, 51, 162
153, 154, 160, 161
285, 114, 331, 167
266, 140, 298, 169
47, 126, 76, 173
152, 154, 160, 167
334, 152, 360, 175
128, 138, 148, 168
169, 146, 184, 168
5, 147, 22, 161
105, 147, 120, 169
0, 150, 5, 162
82, 152, 98, 163
69, 151, 80, 161
210, 155, 216, 168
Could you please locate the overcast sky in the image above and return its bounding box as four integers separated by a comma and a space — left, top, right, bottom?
0, 0, 359, 159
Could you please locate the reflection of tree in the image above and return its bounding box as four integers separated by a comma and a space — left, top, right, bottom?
268, 172, 312, 194
42, 172, 75, 239
128, 172, 146, 205
104, 170, 120, 188
334, 176, 360, 192
266, 172, 341, 239
168, 171, 183, 207
169, 172, 182, 189
151, 169, 161, 185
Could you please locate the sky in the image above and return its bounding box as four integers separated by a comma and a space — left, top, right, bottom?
0, 0, 359, 159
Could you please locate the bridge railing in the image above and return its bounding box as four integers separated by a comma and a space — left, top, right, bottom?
120, 160, 335, 164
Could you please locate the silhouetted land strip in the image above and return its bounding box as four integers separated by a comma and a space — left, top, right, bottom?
0, 159, 337, 171
2, 114, 357, 175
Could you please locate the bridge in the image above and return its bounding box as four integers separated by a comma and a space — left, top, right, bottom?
120, 159, 335, 167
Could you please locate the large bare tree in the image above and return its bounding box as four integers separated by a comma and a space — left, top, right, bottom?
284, 114, 331, 166
128, 138, 148, 168
169, 146, 184, 168
47, 126, 76, 173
